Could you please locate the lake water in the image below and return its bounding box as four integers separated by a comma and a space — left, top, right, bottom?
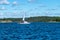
0, 22, 60, 40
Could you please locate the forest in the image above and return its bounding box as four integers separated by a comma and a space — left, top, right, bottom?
0, 16, 60, 22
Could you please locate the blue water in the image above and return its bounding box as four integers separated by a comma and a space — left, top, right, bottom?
0, 22, 60, 40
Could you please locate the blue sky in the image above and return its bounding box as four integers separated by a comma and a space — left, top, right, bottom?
0, 0, 60, 18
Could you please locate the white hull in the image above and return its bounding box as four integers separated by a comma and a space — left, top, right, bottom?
20, 21, 30, 24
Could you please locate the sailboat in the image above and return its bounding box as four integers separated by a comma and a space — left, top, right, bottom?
20, 12, 30, 24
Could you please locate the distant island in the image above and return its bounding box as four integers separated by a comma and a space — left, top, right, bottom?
0, 16, 60, 23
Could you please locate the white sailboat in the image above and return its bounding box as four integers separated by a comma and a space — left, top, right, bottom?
20, 12, 30, 24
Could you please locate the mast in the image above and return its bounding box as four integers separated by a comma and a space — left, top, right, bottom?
22, 12, 25, 21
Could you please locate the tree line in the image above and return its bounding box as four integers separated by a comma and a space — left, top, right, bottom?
0, 16, 60, 22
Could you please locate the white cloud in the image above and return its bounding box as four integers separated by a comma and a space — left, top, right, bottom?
12, 1, 18, 6
0, 12, 5, 18
0, 0, 10, 5
0, 6, 6, 10
12, 1, 17, 5
0, 12, 3, 15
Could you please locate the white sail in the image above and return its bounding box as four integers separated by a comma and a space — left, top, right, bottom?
22, 13, 25, 21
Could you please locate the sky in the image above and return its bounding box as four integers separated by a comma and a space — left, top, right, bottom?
0, 0, 60, 18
